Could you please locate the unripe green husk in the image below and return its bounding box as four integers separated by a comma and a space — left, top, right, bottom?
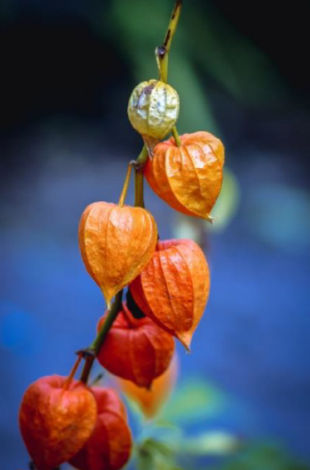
128, 79, 179, 140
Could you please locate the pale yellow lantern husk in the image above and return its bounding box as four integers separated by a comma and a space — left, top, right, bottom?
127, 79, 180, 140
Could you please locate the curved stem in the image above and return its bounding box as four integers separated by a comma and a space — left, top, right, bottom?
91, 290, 123, 354
156, 0, 182, 82
63, 354, 82, 390
134, 171, 144, 208
80, 290, 123, 384
172, 126, 182, 146
118, 163, 133, 207
136, 145, 149, 167
134, 146, 148, 208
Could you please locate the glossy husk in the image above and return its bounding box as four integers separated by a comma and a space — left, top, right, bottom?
19, 375, 97, 470
97, 302, 175, 388
127, 79, 180, 140
79, 202, 157, 306
70, 387, 132, 470
144, 131, 225, 220
130, 239, 210, 349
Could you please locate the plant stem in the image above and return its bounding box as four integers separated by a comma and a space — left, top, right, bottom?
134, 171, 144, 208
172, 126, 181, 146
118, 162, 133, 207
63, 354, 82, 390
80, 290, 123, 384
134, 146, 148, 208
156, 0, 182, 83
136, 146, 149, 167
91, 290, 123, 354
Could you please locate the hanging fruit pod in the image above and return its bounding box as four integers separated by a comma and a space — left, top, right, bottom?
144, 131, 225, 220
127, 79, 180, 149
70, 387, 132, 470
97, 302, 175, 388
19, 375, 97, 470
117, 353, 178, 419
130, 238, 210, 350
79, 202, 157, 307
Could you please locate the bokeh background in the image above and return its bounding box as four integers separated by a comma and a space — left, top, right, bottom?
1, 0, 309, 468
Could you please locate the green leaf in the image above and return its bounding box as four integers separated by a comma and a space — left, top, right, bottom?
135, 438, 183, 470
184, 5, 288, 107
213, 441, 310, 470
178, 431, 240, 456
209, 168, 240, 232
158, 379, 225, 424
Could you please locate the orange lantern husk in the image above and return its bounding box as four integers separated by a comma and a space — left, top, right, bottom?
144, 131, 225, 220
97, 302, 175, 388
130, 238, 210, 350
117, 353, 178, 419
19, 375, 97, 470
70, 387, 132, 470
79, 202, 157, 307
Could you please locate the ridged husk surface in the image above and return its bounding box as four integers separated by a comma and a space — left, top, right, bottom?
130, 239, 210, 349
19, 376, 97, 470
97, 302, 175, 388
79, 202, 157, 306
70, 387, 132, 470
127, 79, 180, 140
144, 131, 225, 219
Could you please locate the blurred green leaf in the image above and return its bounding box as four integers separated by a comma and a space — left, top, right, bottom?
213, 442, 309, 470
184, 5, 288, 107
209, 168, 240, 231
136, 438, 183, 470
169, 54, 219, 133
158, 379, 225, 424
179, 431, 240, 456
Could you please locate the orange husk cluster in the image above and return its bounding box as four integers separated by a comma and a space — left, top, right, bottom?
97, 302, 175, 388
79, 201, 157, 307
144, 131, 225, 220
130, 238, 210, 350
18, 2, 228, 466
19, 375, 97, 470
117, 353, 178, 418
70, 387, 132, 470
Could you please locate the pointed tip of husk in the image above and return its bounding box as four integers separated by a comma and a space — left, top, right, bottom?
206, 214, 214, 224
102, 289, 112, 310
102, 286, 121, 311
177, 332, 192, 351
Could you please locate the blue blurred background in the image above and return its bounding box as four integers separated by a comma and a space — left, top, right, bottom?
1, 0, 309, 468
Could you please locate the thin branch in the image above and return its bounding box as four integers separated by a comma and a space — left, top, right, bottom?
155, 0, 183, 82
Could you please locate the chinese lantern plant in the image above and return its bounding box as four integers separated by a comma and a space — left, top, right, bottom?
18, 1, 225, 469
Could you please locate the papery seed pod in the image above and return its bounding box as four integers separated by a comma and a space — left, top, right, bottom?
70, 387, 132, 470
128, 79, 180, 141
130, 238, 210, 349
79, 202, 157, 307
19, 375, 97, 470
117, 353, 178, 419
144, 131, 225, 220
97, 302, 175, 388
